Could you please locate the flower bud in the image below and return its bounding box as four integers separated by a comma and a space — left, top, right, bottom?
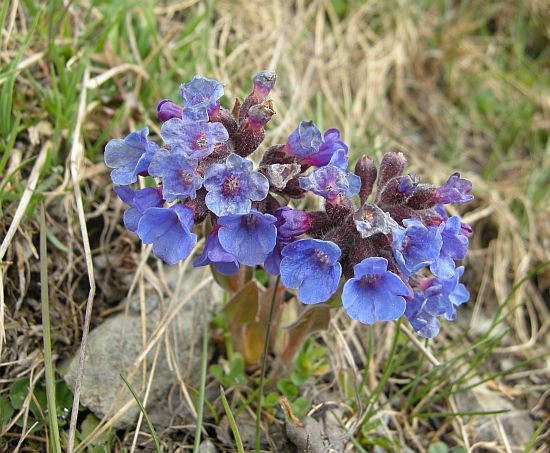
234, 100, 275, 157
261, 144, 295, 165
354, 155, 377, 204
209, 107, 238, 138
157, 99, 183, 122
377, 152, 407, 192
239, 70, 277, 123
406, 184, 437, 210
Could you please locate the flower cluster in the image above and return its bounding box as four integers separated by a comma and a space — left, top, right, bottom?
105, 71, 474, 338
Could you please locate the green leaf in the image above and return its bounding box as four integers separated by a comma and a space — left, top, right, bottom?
9, 378, 30, 410
0, 395, 14, 428
223, 280, 259, 326
290, 397, 310, 420
277, 379, 298, 400
428, 442, 449, 453
263, 392, 279, 407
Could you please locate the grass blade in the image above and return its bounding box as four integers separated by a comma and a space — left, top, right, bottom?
40, 205, 62, 453
220, 387, 245, 453
120, 375, 161, 453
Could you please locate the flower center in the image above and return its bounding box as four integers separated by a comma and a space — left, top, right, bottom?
195, 133, 208, 149
222, 175, 241, 196
180, 170, 194, 185
360, 274, 380, 287
312, 249, 330, 266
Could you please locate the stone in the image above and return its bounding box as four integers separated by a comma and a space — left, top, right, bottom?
63, 265, 222, 428
454, 384, 535, 448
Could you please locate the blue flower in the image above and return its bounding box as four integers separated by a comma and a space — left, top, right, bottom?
286, 121, 323, 158
299, 164, 361, 201
114, 186, 164, 232
392, 219, 442, 277
286, 122, 349, 167
435, 172, 474, 204
430, 216, 469, 278
342, 257, 409, 324
263, 207, 311, 276
217, 210, 277, 266
397, 174, 419, 196
180, 75, 225, 121
160, 118, 228, 160
406, 267, 469, 337
303, 128, 348, 167
136, 204, 197, 265
280, 239, 342, 304
148, 148, 203, 202
405, 293, 442, 338
104, 128, 158, 185
193, 227, 239, 275
203, 153, 269, 217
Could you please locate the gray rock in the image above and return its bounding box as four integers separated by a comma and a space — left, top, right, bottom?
454, 384, 534, 449
63, 266, 222, 428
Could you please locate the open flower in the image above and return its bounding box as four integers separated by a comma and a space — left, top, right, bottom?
392, 219, 442, 277
180, 75, 225, 121
406, 266, 469, 337
148, 148, 203, 202
286, 121, 323, 158
104, 128, 158, 185
280, 239, 342, 304
136, 205, 197, 265
217, 210, 277, 266
160, 118, 228, 160
114, 186, 164, 232
430, 216, 469, 278
435, 172, 474, 204
342, 257, 409, 324
204, 153, 269, 216
299, 162, 360, 201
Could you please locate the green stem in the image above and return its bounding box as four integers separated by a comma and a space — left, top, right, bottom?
255, 275, 280, 452
40, 205, 62, 453
193, 314, 209, 452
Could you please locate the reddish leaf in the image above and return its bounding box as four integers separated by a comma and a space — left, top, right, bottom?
212, 265, 244, 295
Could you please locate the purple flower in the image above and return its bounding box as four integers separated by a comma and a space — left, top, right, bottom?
303, 129, 348, 167
104, 128, 158, 185
204, 153, 269, 217
193, 227, 239, 275
274, 207, 311, 240
430, 216, 469, 278
286, 121, 323, 158
114, 186, 164, 232
435, 172, 474, 204
136, 204, 197, 265
217, 210, 277, 266
157, 99, 183, 122
148, 148, 203, 202
299, 164, 361, 201
342, 257, 408, 324
180, 75, 224, 121
160, 118, 228, 160
392, 219, 442, 277
280, 239, 342, 304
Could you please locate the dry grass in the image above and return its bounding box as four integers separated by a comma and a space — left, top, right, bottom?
1, 0, 549, 451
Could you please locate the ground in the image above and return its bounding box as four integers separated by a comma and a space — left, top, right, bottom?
0, 0, 549, 452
